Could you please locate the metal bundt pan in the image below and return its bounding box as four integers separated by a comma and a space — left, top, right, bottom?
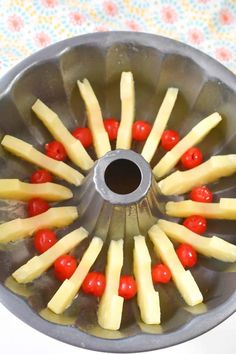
0, 32, 236, 352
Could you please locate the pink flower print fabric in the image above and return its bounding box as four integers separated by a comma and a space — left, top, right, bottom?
0, 0, 235, 76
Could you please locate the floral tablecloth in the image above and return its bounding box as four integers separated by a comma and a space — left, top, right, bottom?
0, 0, 235, 76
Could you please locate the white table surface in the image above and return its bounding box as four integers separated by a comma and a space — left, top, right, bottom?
0, 303, 235, 354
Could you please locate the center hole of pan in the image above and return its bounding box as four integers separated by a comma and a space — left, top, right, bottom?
104, 159, 142, 195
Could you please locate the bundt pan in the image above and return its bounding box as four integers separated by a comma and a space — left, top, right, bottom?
0, 32, 236, 352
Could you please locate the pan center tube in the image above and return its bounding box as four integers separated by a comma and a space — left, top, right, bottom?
93, 149, 153, 205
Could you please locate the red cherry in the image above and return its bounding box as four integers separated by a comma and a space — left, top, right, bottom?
54, 255, 77, 281
132, 120, 152, 141
151, 263, 172, 284
45, 140, 67, 161
183, 215, 207, 235
181, 147, 203, 169
34, 229, 57, 253
72, 127, 93, 148
30, 169, 52, 184
161, 130, 180, 151
28, 198, 49, 217
176, 244, 197, 268
118, 275, 137, 300
104, 118, 120, 141
190, 186, 213, 203
82, 272, 106, 297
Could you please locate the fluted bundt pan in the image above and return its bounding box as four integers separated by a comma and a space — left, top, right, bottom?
0, 32, 236, 352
